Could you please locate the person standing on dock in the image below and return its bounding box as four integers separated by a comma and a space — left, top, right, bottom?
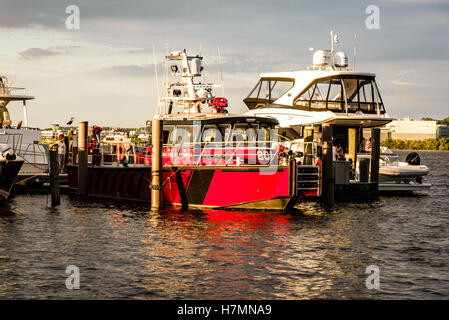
57, 134, 67, 173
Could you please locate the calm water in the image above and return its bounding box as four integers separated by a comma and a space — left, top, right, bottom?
0, 151, 448, 299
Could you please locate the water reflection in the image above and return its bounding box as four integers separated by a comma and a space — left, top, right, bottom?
130, 205, 380, 299
0, 151, 448, 299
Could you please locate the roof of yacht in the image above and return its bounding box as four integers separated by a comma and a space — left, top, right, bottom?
260, 70, 376, 79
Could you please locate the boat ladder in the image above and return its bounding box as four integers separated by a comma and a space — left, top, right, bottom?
296, 165, 321, 195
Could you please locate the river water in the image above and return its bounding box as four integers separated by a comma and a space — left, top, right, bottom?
0, 151, 448, 299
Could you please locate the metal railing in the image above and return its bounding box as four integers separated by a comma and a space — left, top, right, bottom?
0, 86, 27, 96
0, 131, 23, 154
72, 140, 283, 168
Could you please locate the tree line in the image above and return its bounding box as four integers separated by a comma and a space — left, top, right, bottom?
421, 116, 449, 126
381, 138, 449, 151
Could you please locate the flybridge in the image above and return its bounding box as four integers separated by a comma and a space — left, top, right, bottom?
159, 49, 225, 115
243, 31, 390, 121
0, 75, 34, 128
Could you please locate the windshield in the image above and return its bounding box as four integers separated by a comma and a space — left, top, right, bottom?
244, 78, 294, 109
294, 75, 385, 114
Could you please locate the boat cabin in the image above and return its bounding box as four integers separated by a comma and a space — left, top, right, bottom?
146, 114, 281, 167
244, 73, 385, 115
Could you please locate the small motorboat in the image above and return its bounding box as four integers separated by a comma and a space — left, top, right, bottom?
378, 148, 431, 192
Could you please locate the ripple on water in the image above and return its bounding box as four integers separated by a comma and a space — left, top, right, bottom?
0, 151, 448, 299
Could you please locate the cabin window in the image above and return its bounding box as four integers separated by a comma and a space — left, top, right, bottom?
247, 80, 262, 100
202, 125, 222, 143
228, 124, 251, 144
224, 123, 271, 145
270, 80, 295, 101
168, 125, 195, 145
202, 124, 230, 145
162, 125, 175, 144
294, 76, 385, 114
326, 79, 344, 111
244, 78, 294, 109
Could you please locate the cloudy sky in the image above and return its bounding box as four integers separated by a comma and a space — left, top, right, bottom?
0, 0, 448, 128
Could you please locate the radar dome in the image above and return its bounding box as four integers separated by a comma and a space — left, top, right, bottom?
313, 50, 328, 66
334, 51, 348, 68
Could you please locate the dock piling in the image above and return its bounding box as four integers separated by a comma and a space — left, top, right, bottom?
77, 121, 88, 196
49, 145, 60, 206
321, 124, 335, 208
151, 118, 163, 212
370, 128, 381, 197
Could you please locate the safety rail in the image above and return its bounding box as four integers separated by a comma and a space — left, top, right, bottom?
0, 86, 27, 95
0, 131, 22, 154
70, 140, 283, 167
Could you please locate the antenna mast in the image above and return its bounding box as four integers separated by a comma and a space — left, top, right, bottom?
152, 46, 161, 115
353, 33, 357, 71
217, 46, 225, 96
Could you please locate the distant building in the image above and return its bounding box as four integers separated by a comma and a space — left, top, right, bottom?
41, 123, 63, 141
379, 118, 447, 141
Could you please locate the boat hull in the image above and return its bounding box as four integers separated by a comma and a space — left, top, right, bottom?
0, 159, 24, 201
66, 164, 296, 211
379, 165, 429, 182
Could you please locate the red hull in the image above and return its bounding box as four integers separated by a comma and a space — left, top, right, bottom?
66, 164, 295, 210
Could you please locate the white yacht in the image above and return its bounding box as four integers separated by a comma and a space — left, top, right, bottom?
245, 31, 391, 132
244, 32, 429, 192
0, 75, 48, 177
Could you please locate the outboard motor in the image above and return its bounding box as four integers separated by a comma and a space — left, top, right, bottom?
405, 152, 420, 165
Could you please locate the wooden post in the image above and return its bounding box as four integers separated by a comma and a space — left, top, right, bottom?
370, 128, 381, 197
151, 118, 163, 212
321, 124, 334, 208
77, 121, 88, 196
49, 144, 60, 206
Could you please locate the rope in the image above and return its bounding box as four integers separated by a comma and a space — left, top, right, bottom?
15, 151, 50, 172
15, 172, 47, 186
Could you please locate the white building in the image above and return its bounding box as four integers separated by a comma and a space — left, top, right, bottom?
383, 118, 437, 140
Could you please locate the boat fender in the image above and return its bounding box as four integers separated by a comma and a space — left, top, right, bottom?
406, 152, 420, 165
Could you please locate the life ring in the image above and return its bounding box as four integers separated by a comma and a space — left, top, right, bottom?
116, 143, 126, 161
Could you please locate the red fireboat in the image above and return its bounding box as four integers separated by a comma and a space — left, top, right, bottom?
66, 50, 305, 211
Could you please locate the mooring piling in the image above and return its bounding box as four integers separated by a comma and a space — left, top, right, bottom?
370, 128, 381, 197
48, 144, 60, 206
322, 124, 335, 208
77, 121, 88, 196
151, 118, 163, 212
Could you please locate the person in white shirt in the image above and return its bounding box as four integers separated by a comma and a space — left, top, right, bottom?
121, 132, 134, 167
57, 134, 66, 173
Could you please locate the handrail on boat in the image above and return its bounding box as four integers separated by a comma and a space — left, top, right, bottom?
69, 139, 283, 167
